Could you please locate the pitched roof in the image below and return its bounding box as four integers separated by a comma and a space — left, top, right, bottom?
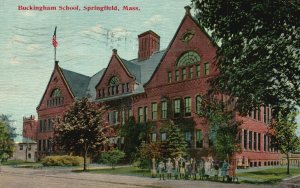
60, 68, 91, 98
85, 68, 106, 99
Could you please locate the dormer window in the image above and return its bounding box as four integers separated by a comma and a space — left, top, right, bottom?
47, 88, 63, 108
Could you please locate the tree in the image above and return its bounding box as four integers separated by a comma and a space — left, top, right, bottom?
0, 114, 16, 162
166, 123, 187, 158
269, 110, 300, 174
137, 142, 161, 169
200, 96, 241, 161
192, 0, 300, 115
120, 118, 151, 162
101, 149, 125, 169
54, 97, 112, 171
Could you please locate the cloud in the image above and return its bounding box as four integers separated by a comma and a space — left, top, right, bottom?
9, 57, 21, 65
110, 27, 130, 38
26, 44, 41, 52
81, 24, 103, 36
144, 15, 166, 26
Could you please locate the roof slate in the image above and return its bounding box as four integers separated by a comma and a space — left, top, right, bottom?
85, 68, 106, 99
60, 68, 91, 98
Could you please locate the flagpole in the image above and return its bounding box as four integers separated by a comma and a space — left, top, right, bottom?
52, 26, 58, 64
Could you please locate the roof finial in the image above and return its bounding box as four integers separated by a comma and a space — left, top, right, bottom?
184, 6, 191, 15
112, 49, 118, 55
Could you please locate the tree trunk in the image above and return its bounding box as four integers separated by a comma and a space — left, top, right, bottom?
83, 143, 88, 171
287, 153, 290, 175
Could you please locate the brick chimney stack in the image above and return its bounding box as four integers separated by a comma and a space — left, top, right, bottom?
138, 30, 160, 61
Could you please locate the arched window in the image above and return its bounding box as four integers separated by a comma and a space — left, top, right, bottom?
177, 51, 201, 67
47, 88, 63, 108
109, 76, 119, 86
50, 88, 61, 97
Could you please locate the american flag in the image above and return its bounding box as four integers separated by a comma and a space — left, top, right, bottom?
52, 26, 58, 48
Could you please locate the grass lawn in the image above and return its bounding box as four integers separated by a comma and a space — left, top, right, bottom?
237, 167, 300, 184
1, 160, 42, 168
74, 166, 151, 177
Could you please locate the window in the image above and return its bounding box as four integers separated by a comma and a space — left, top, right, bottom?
47, 119, 51, 131
253, 109, 257, 119
258, 106, 261, 121
121, 110, 125, 125
204, 63, 209, 75
116, 85, 119, 94
263, 106, 267, 123
161, 133, 167, 142
254, 132, 257, 150
128, 108, 132, 117
102, 89, 105, 97
43, 140, 46, 151
138, 107, 144, 123
177, 51, 201, 67
174, 99, 181, 118
249, 131, 252, 150
196, 130, 203, 148
151, 133, 157, 142
184, 97, 191, 116
144, 107, 148, 122
109, 76, 119, 86
258, 133, 261, 151
168, 72, 172, 83
19, 144, 23, 150
182, 68, 186, 80
108, 111, 119, 125
43, 120, 47, 132
175, 70, 179, 81
161, 101, 167, 119
47, 88, 63, 107
122, 84, 125, 93
189, 67, 193, 79
244, 130, 247, 149
196, 95, 202, 114
185, 131, 192, 148
38, 140, 42, 151
28, 153, 31, 159
264, 135, 267, 151
196, 65, 200, 78
151, 103, 157, 120
111, 86, 115, 95
107, 87, 110, 96
126, 83, 130, 92
39, 120, 43, 132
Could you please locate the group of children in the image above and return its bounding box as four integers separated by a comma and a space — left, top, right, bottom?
152, 156, 231, 181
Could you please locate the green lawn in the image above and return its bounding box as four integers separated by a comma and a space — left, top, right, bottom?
237, 167, 300, 184
74, 166, 151, 177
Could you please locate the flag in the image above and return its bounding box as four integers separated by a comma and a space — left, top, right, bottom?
52, 26, 58, 48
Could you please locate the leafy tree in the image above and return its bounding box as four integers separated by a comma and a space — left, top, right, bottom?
120, 118, 151, 162
269, 110, 300, 174
136, 142, 161, 169
53, 97, 112, 171
101, 149, 125, 169
0, 114, 16, 162
166, 123, 187, 158
192, 0, 300, 115
200, 96, 241, 161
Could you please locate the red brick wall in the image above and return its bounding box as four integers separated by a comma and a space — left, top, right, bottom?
23, 115, 38, 141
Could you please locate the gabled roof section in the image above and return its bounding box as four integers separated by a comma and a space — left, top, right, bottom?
121, 58, 141, 82
60, 68, 91, 98
95, 49, 135, 89
85, 68, 106, 100
144, 6, 218, 87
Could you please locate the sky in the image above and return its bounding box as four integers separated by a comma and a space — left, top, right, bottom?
0, 0, 299, 135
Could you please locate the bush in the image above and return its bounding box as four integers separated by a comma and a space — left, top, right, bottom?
101, 149, 125, 169
42, 155, 83, 166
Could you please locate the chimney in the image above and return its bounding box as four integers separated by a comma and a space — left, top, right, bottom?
138, 30, 160, 61
184, 6, 191, 15
112, 48, 118, 55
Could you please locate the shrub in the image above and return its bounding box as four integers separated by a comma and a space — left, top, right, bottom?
42, 155, 83, 166
101, 149, 125, 169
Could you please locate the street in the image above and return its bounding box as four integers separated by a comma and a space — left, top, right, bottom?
1, 166, 300, 188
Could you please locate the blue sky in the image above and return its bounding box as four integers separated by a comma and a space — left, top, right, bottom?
0, 0, 299, 135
